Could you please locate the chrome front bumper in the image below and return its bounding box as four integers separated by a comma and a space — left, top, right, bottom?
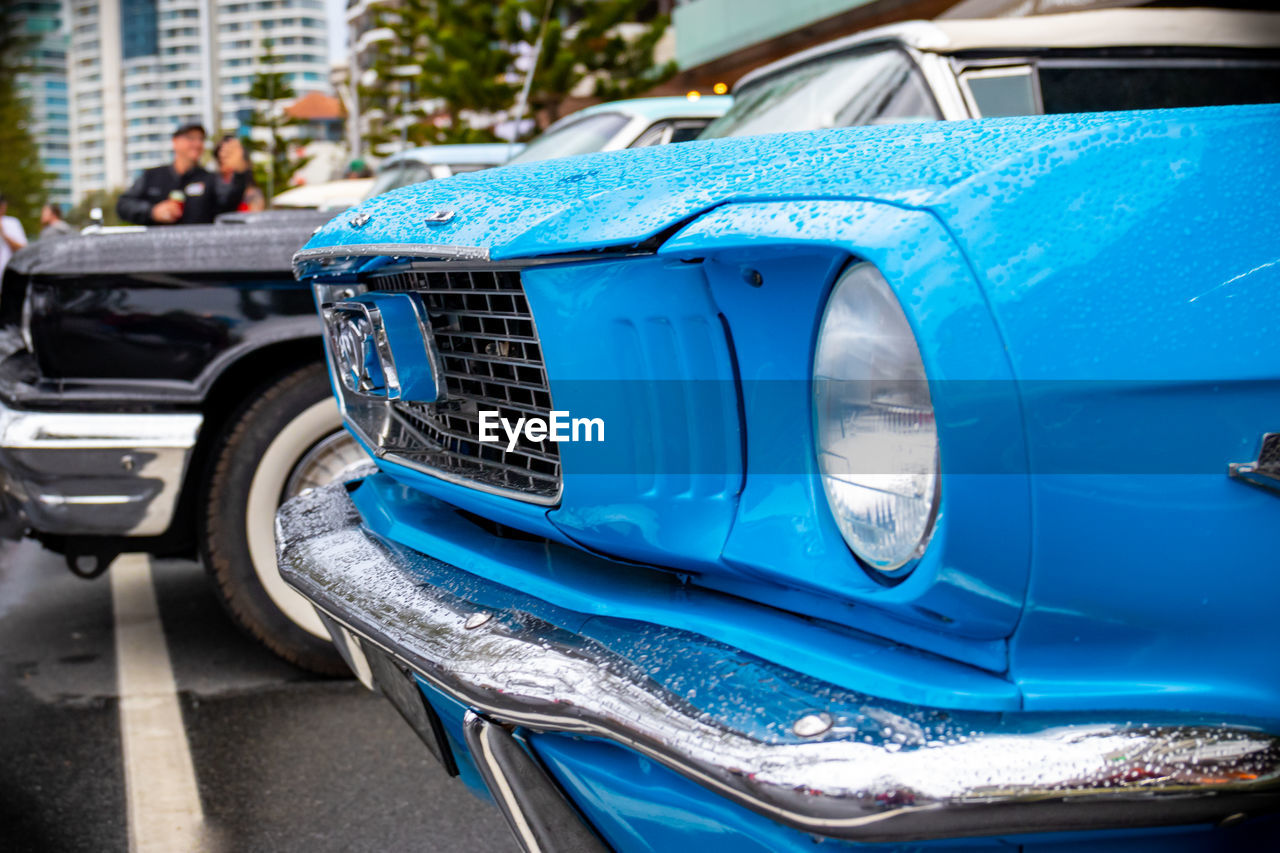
276, 478, 1280, 844
0, 399, 202, 537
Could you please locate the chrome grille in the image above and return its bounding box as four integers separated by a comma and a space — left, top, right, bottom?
366, 267, 561, 501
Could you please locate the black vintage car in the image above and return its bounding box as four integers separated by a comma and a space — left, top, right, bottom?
0, 211, 366, 674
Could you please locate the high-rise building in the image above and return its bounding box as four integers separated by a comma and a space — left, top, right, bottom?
62, 0, 329, 203
68, 0, 126, 198
11, 0, 74, 208
66, 0, 210, 199
215, 0, 330, 135
121, 0, 217, 179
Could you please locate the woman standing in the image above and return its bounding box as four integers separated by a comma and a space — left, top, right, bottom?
215, 136, 265, 212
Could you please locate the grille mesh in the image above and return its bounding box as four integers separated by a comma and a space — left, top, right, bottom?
1258, 433, 1280, 474
367, 268, 561, 501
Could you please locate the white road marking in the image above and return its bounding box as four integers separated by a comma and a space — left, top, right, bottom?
111, 554, 210, 852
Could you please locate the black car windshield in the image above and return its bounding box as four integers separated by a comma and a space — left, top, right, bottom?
701, 46, 941, 139
505, 112, 631, 165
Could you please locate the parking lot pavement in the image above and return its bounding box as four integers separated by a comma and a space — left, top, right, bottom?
0, 539, 519, 853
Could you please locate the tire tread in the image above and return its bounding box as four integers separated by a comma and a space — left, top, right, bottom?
200, 363, 349, 676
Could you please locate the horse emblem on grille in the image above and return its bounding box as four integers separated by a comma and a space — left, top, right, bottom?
321, 295, 444, 403
339, 318, 379, 392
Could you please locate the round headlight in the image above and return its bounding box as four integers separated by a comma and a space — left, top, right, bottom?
813, 262, 939, 573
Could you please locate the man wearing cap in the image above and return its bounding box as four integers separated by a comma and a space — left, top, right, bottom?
117, 123, 250, 225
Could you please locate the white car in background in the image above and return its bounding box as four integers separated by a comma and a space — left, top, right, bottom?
504, 95, 733, 166
272, 179, 375, 211
273, 144, 519, 210
365, 143, 520, 197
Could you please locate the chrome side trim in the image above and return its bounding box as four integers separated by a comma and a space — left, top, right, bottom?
276, 480, 1280, 844
0, 400, 202, 537
463, 712, 610, 853
0, 407, 202, 449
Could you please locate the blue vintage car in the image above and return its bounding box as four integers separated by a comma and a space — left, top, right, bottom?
280, 102, 1280, 851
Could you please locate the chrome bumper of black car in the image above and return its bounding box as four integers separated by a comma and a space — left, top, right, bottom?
0, 398, 201, 537
276, 479, 1280, 844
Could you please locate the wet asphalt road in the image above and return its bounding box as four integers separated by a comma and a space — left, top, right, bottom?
0, 538, 518, 853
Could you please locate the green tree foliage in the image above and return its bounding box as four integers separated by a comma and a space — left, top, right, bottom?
359, 0, 676, 153
361, 0, 522, 150
244, 39, 312, 200
66, 188, 125, 227
529, 0, 678, 123
0, 19, 52, 233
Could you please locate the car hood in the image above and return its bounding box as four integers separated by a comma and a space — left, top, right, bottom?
13, 209, 333, 277
298, 105, 1280, 268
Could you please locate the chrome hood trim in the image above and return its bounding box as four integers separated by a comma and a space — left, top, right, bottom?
293, 243, 652, 281
292, 243, 491, 279
276, 479, 1280, 843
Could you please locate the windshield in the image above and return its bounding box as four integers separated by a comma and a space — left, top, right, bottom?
701, 47, 940, 139
366, 160, 434, 198
505, 112, 632, 165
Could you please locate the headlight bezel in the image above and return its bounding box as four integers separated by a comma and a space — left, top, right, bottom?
664, 199, 1032, 649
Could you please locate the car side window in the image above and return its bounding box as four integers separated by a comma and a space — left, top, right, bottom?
1037, 62, 1280, 113
366, 162, 407, 197
393, 162, 434, 190
630, 121, 672, 148
630, 119, 714, 148
961, 67, 1038, 118
505, 112, 632, 165
667, 121, 710, 143
959, 59, 1280, 119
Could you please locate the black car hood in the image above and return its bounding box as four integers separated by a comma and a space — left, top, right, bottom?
10, 209, 333, 276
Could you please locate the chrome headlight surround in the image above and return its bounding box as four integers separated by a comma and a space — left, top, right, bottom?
813, 262, 940, 575
20, 284, 37, 353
